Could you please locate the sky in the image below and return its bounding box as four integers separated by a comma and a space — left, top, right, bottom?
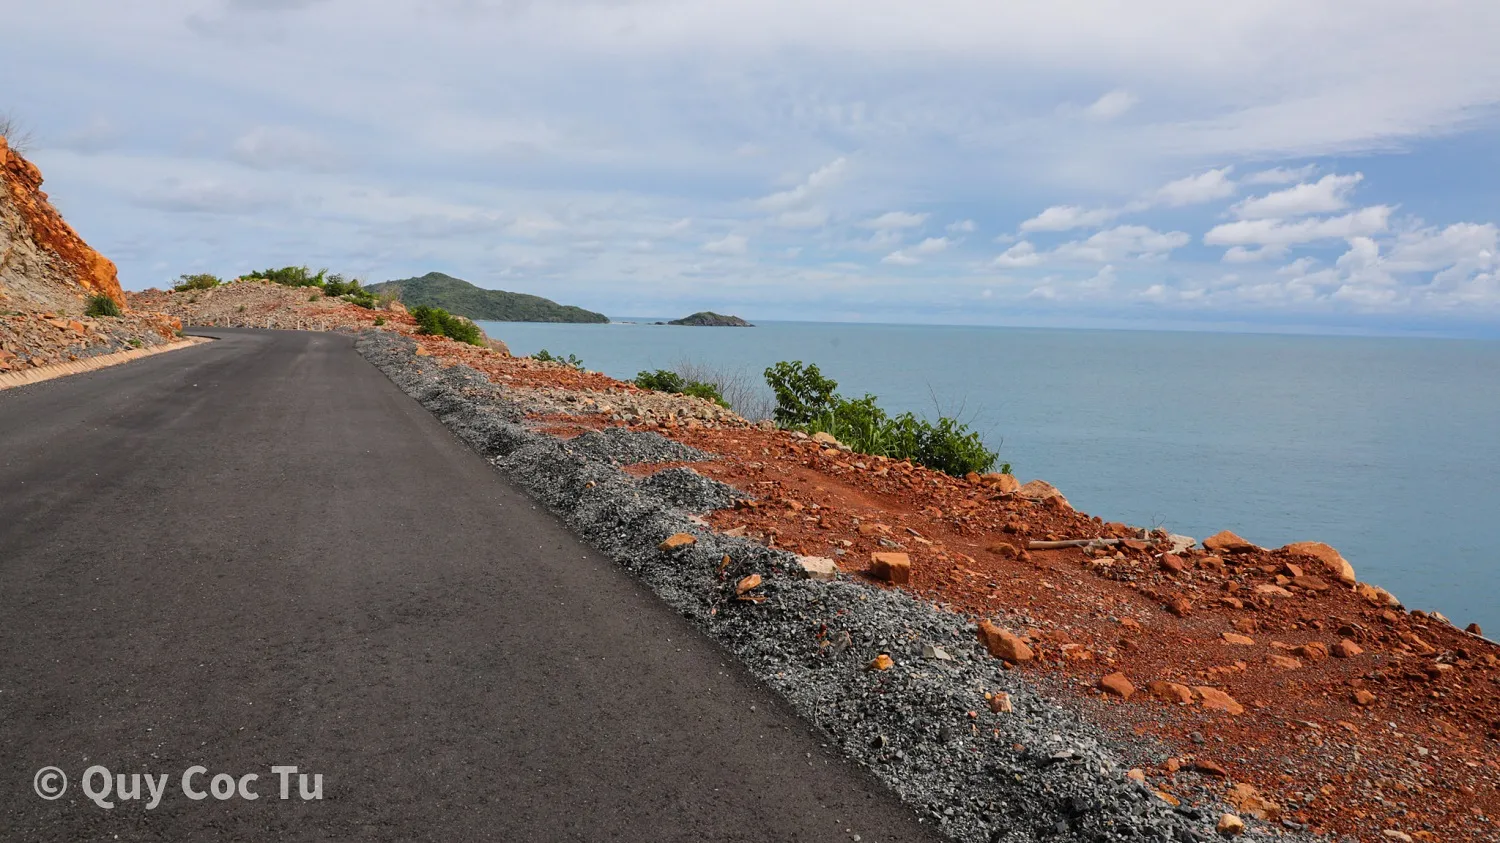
6, 0, 1500, 335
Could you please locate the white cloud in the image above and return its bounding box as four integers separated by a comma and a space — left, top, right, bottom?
1052, 225, 1190, 262
1019, 205, 1117, 232
1223, 245, 1289, 263
993, 241, 1041, 268
1204, 206, 1394, 248
1151, 167, 1236, 207
1244, 165, 1319, 185
773, 207, 830, 228
702, 233, 748, 255
755, 157, 848, 212
1232, 173, 1363, 219
1083, 89, 1138, 121
230, 125, 338, 171
946, 219, 976, 233
913, 236, 950, 254
1385, 222, 1499, 272
881, 250, 920, 265
863, 210, 929, 229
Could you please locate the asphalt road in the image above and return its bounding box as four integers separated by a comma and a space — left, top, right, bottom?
0, 329, 938, 842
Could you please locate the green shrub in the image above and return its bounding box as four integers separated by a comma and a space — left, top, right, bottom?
410, 305, 484, 347
241, 266, 328, 288
173, 273, 221, 292
373, 316, 386, 326
128, 338, 143, 349
634, 368, 727, 407
764, 360, 1003, 477
533, 349, 584, 369
763, 361, 839, 427
85, 294, 122, 317
634, 369, 686, 393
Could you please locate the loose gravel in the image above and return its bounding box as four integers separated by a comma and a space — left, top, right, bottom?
358, 330, 1312, 843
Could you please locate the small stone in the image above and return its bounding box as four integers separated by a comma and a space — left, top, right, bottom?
981, 473, 1020, 493
1216, 813, 1245, 836
1194, 759, 1229, 777
1356, 582, 1400, 608
986, 541, 1020, 559
869, 552, 912, 585
1254, 584, 1294, 598
988, 692, 1014, 713
1160, 554, 1186, 574
1099, 671, 1135, 699
735, 574, 762, 595
1221, 632, 1256, 646
1232, 618, 1259, 634
1291, 575, 1331, 592
1267, 654, 1303, 670
1332, 639, 1364, 658
867, 653, 894, 671
1465, 622, 1483, 636
1353, 689, 1377, 706
1126, 768, 1146, 782
1147, 680, 1195, 705
659, 533, 697, 551
921, 643, 953, 661
1293, 642, 1329, 662
1204, 531, 1257, 554
978, 621, 1034, 663
1194, 687, 1246, 715
856, 522, 891, 537
1381, 831, 1413, 842
1167, 597, 1193, 617
797, 556, 838, 581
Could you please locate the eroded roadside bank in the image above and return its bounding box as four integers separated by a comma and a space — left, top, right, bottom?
357, 329, 1329, 843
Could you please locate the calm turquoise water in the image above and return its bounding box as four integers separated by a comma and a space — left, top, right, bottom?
479, 319, 1500, 633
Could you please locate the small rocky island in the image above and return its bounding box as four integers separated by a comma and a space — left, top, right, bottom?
666, 311, 754, 327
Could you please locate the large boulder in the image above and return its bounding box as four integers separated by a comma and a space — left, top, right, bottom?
1280, 541, 1356, 585
1017, 479, 1069, 508
1203, 530, 1258, 554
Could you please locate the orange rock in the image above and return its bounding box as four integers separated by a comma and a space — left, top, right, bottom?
735, 574, 762, 595
1221, 632, 1256, 646
1167, 596, 1192, 617
1357, 582, 1400, 607
981, 473, 1020, 493
1254, 584, 1294, 598
1267, 654, 1303, 670
1281, 541, 1357, 585
0, 136, 126, 312
1291, 575, 1331, 592
1216, 813, 1245, 836
988, 691, 1014, 713
1160, 554, 1185, 574
1232, 618, 1259, 634
1147, 680, 1195, 705
986, 541, 1020, 559
1193, 686, 1245, 715
658, 533, 697, 551
1126, 768, 1146, 782
867, 654, 894, 671
869, 552, 911, 585
856, 522, 891, 537
1332, 639, 1364, 658
978, 620, 1034, 663
1016, 479, 1068, 507
1227, 782, 1281, 821
1194, 759, 1229, 777
1293, 642, 1329, 662
1353, 689, 1377, 706
1204, 530, 1257, 554
1099, 672, 1136, 699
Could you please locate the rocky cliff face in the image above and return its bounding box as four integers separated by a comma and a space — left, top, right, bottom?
0, 134, 125, 314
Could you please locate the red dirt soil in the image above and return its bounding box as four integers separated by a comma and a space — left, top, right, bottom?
419, 338, 1499, 843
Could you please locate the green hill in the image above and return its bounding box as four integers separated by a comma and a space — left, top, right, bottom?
368, 272, 608, 323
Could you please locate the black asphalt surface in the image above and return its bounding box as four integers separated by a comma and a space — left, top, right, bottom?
0, 329, 938, 842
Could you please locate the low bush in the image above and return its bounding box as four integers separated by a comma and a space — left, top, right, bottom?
764, 360, 1004, 477
173, 273, 221, 292
410, 305, 484, 346
634, 368, 729, 408
373, 316, 386, 326
241, 266, 328, 288
533, 349, 584, 369
85, 294, 122, 317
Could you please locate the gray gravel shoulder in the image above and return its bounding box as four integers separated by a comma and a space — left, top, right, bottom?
358, 330, 1315, 843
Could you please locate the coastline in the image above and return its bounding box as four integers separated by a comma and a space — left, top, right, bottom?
361, 324, 1500, 842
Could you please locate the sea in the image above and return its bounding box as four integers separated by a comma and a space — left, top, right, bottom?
477, 318, 1500, 634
